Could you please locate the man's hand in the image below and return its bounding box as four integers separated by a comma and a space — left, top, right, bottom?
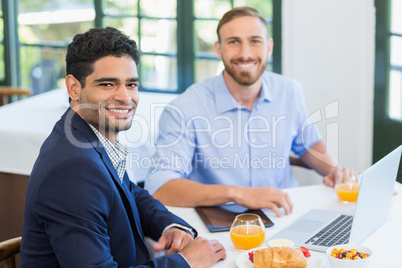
180, 237, 226, 268
152, 227, 193, 255
323, 167, 358, 187
232, 186, 293, 217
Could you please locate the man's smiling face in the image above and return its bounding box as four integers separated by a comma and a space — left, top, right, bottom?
75, 55, 139, 139
215, 16, 273, 86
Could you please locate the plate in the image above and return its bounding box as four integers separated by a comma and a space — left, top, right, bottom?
235, 247, 324, 268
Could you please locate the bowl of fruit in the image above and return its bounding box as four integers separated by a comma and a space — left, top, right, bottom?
326, 244, 372, 268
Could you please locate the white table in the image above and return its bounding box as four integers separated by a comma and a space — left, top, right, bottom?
0, 88, 177, 180
0, 89, 68, 175
167, 183, 402, 268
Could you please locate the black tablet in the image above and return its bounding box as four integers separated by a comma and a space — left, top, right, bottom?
195, 203, 274, 232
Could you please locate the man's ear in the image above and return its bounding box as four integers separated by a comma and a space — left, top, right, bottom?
267, 38, 274, 58
214, 41, 223, 60
65, 74, 81, 102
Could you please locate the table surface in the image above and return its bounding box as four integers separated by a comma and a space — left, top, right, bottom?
167, 183, 402, 268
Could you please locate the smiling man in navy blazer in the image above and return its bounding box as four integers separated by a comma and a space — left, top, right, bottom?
20, 27, 226, 268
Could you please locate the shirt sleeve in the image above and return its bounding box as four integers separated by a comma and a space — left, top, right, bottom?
145, 103, 197, 195
162, 224, 196, 238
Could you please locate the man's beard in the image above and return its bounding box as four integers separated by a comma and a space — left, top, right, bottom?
223, 58, 267, 86
79, 97, 135, 134
94, 117, 133, 133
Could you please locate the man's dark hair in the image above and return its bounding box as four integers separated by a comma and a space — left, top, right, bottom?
216, 7, 268, 43
66, 27, 140, 88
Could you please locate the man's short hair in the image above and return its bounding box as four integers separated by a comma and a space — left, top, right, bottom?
216, 6, 268, 43
66, 27, 140, 88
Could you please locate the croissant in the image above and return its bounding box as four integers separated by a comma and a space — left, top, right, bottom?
253, 247, 307, 268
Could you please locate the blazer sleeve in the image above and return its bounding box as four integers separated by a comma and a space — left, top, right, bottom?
128, 179, 197, 241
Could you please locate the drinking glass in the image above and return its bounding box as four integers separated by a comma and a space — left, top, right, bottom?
230, 213, 265, 250
335, 171, 361, 203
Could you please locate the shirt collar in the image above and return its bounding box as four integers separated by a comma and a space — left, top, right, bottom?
88, 124, 128, 157
88, 124, 128, 181
214, 71, 272, 114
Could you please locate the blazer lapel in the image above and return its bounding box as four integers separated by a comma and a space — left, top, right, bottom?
62, 108, 126, 186
121, 174, 146, 239
99, 150, 147, 242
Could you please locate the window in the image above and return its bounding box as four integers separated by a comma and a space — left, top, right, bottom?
374, 0, 402, 182
100, 0, 179, 92
18, 0, 94, 95
0, 0, 280, 96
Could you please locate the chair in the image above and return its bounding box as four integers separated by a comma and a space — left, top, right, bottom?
0, 86, 31, 106
0, 236, 22, 268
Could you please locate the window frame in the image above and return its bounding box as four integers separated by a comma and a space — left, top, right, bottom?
1, 0, 19, 87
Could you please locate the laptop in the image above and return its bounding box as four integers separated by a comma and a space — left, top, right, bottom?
269, 145, 401, 252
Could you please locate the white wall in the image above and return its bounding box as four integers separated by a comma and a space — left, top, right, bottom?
282, 0, 376, 185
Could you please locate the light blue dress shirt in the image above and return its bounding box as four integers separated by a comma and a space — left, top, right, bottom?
145, 71, 322, 194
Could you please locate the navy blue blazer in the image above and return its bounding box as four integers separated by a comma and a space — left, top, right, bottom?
20, 108, 196, 267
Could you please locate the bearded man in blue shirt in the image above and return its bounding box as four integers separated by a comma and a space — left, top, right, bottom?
145, 7, 349, 217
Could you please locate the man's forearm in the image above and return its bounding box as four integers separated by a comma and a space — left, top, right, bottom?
300, 141, 338, 176
153, 178, 237, 207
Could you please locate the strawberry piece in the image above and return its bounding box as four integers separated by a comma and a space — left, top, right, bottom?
297, 246, 311, 258
248, 251, 255, 263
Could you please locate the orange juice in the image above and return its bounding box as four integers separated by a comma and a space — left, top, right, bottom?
335, 183, 359, 202
230, 225, 265, 250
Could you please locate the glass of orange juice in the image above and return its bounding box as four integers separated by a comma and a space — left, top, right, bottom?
230, 213, 265, 250
335, 172, 361, 203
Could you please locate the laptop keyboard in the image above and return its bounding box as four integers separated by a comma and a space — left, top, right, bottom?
304, 214, 353, 247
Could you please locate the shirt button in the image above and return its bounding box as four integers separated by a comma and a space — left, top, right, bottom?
251, 138, 256, 143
